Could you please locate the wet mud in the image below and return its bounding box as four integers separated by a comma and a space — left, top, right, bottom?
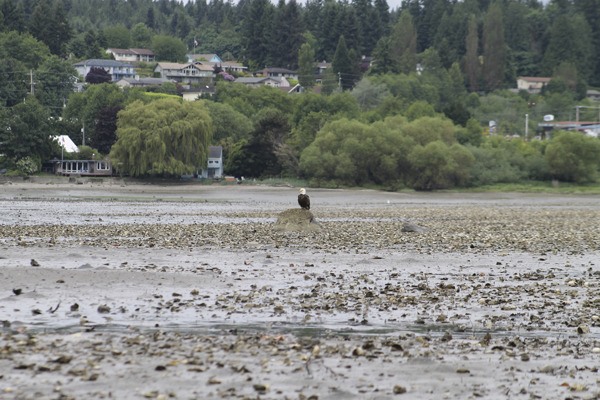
0, 181, 599, 399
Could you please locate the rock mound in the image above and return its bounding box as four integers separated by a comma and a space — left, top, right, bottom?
401, 221, 427, 233
274, 208, 321, 232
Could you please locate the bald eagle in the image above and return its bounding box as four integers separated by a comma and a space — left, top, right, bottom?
298, 188, 310, 210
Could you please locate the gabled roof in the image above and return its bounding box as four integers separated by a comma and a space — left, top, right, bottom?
156, 62, 189, 70
74, 59, 134, 68
53, 135, 79, 153
107, 48, 154, 56
129, 48, 154, 55
118, 77, 173, 85
157, 62, 213, 72
518, 76, 551, 83
235, 77, 281, 84
208, 145, 222, 158
259, 67, 297, 74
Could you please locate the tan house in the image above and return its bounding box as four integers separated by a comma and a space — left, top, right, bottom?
154, 62, 215, 85
517, 77, 551, 93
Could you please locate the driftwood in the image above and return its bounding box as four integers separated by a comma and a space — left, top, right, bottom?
274, 208, 321, 232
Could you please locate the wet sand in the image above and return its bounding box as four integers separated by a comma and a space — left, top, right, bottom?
1, 179, 599, 399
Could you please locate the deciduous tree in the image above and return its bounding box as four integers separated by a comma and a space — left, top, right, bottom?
110, 98, 213, 177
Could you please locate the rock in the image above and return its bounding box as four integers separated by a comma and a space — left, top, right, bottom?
401, 222, 427, 233
274, 208, 320, 232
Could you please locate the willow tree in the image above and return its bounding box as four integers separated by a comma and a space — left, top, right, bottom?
110, 98, 213, 177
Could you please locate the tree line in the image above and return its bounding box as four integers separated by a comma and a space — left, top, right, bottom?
1, 0, 600, 188
2, 0, 599, 87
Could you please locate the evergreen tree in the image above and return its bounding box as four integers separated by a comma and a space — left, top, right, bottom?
24, 0, 72, 56
542, 13, 594, 83
482, 2, 505, 91
298, 41, 316, 88
317, 0, 341, 61
1, 0, 26, 33
464, 14, 479, 92
575, 0, 600, 85
84, 30, 103, 59
241, 0, 274, 68
390, 10, 417, 74
371, 36, 394, 74
270, 0, 304, 68
332, 35, 354, 90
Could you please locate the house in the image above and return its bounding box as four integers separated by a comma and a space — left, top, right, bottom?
235, 76, 290, 88
55, 159, 112, 176
316, 61, 330, 75
220, 61, 248, 74
586, 89, 600, 101
116, 77, 174, 88
517, 77, 551, 93
181, 85, 216, 101
73, 59, 136, 82
154, 62, 215, 85
258, 67, 298, 81
201, 146, 223, 179
187, 53, 222, 64
187, 53, 248, 74
53, 135, 79, 153
106, 48, 155, 63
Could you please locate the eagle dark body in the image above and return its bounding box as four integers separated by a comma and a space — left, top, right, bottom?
298, 188, 310, 210
298, 194, 310, 210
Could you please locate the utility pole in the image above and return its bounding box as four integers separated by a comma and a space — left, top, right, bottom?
29, 70, 34, 95
338, 72, 341, 90
525, 114, 529, 138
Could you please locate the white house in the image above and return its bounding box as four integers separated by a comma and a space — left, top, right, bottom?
235, 76, 290, 88
106, 48, 155, 62
517, 77, 551, 93
201, 146, 223, 179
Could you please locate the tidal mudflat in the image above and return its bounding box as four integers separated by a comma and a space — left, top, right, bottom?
1, 180, 599, 399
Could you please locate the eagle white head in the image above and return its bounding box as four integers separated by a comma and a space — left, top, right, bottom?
299, 188, 306, 195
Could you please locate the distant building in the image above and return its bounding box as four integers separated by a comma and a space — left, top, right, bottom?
235, 76, 290, 88
181, 85, 216, 101
517, 77, 551, 94
116, 77, 174, 88
257, 67, 298, 81
73, 59, 136, 82
106, 48, 155, 63
201, 146, 223, 179
154, 62, 215, 85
